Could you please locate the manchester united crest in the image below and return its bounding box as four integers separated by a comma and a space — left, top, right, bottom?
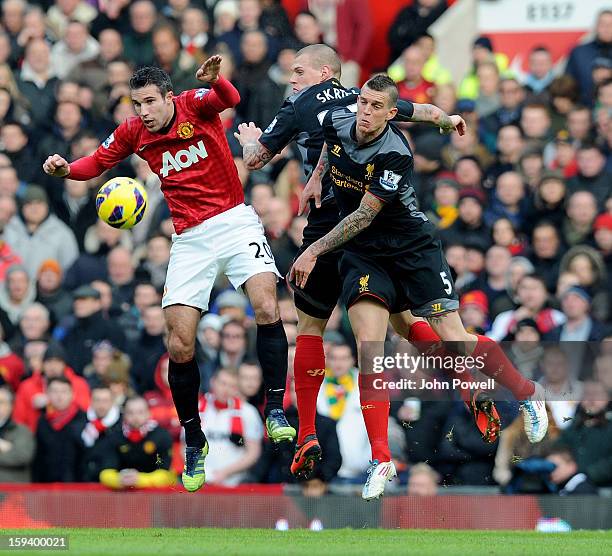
177, 121, 194, 139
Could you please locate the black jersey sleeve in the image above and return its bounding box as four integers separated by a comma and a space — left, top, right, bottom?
394, 99, 415, 122
368, 152, 412, 204
258, 99, 299, 154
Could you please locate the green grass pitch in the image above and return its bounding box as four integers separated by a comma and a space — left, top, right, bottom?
1, 528, 610, 555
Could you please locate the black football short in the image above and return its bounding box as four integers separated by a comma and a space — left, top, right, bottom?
340, 239, 459, 316
287, 204, 342, 320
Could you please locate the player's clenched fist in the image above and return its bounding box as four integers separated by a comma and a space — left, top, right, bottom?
43, 154, 70, 177
196, 55, 222, 84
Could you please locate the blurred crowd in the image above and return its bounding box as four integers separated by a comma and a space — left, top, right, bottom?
0, 0, 611, 496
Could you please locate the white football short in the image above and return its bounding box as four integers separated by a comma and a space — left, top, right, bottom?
162, 203, 281, 310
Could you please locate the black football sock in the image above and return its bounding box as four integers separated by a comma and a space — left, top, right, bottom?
168, 357, 206, 448
257, 319, 288, 416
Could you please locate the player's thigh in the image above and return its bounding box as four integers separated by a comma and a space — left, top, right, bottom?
339, 251, 397, 314
219, 205, 282, 292
162, 229, 219, 311
164, 304, 201, 360
397, 243, 459, 319
291, 247, 342, 323
243, 271, 279, 324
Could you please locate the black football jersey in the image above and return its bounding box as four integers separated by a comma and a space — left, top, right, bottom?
321, 107, 437, 254
259, 79, 414, 208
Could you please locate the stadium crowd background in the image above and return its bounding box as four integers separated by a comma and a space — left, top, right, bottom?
0, 0, 610, 497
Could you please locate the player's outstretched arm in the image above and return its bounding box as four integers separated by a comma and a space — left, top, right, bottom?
196, 55, 240, 112
409, 104, 466, 136
290, 192, 384, 288
42, 153, 106, 180
234, 122, 274, 170
298, 143, 328, 215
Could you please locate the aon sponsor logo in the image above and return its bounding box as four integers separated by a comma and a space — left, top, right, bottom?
159, 140, 208, 177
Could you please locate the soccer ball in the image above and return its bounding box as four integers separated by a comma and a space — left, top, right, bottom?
96, 177, 148, 229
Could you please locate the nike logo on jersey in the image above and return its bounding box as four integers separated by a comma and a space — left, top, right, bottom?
138, 145, 147, 152
159, 140, 209, 177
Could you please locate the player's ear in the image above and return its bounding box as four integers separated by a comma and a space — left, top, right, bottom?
320, 65, 331, 82
387, 106, 398, 121
165, 91, 174, 103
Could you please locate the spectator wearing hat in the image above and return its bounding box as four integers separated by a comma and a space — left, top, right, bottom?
213, 290, 251, 323
0, 264, 35, 326
0, 385, 35, 482
425, 177, 459, 229
459, 35, 509, 100
506, 318, 545, 380
566, 10, 612, 105
35, 259, 73, 324
31, 376, 87, 483
12, 342, 90, 432
529, 221, 564, 292
567, 143, 611, 209
544, 286, 605, 342
60, 284, 126, 375
459, 290, 489, 333
99, 395, 175, 489
212, 320, 248, 375
3, 185, 79, 278
81, 385, 122, 482
439, 188, 491, 252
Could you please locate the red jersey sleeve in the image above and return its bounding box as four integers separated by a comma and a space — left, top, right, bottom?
190, 76, 240, 117
92, 119, 136, 168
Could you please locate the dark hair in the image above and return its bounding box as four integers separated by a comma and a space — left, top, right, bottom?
549, 75, 579, 102
530, 45, 550, 55
363, 74, 398, 106
129, 66, 173, 96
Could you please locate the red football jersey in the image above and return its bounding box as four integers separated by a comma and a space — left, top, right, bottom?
88, 79, 243, 234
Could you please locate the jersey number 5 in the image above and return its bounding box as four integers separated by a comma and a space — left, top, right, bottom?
440, 271, 453, 295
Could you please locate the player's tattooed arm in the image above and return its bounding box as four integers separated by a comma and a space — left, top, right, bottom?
290, 192, 384, 288
311, 191, 384, 256
410, 104, 466, 136
234, 122, 275, 170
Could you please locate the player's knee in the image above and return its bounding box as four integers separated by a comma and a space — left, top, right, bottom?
253, 298, 279, 324
167, 332, 195, 363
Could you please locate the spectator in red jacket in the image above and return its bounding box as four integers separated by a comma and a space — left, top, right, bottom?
12, 343, 90, 431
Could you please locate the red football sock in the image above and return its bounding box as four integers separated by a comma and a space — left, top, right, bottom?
359, 373, 391, 462
294, 335, 326, 444
407, 322, 472, 404
471, 335, 535, 399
